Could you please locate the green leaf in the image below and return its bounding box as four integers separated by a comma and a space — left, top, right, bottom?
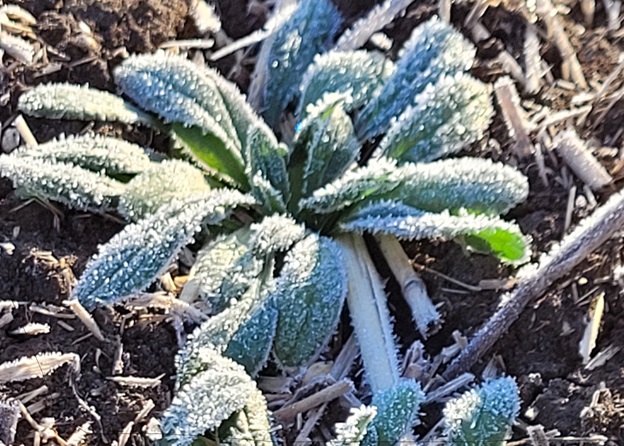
257, 0, 342, 127
13, 134, 153, 177
118, 159, 211, 221
114, 53, 242, 157
18, 83, 154, 125
294, 95, 361, 197
218, 389, 275, 446
376, 73, 493, 164
161, 347, 256, 446
73, 190, 256, 309
172, 123, 248, 188
443, 377, 520, 446
355, 16, 476, 140
340, 201, 530, 263
297, 50, 395, 116
0, 155, 124, 212
273, 234, 348, 367
362, 380, 424, 446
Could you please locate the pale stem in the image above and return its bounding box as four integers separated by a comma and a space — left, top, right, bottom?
376, 235, 441, 338
337, 233, 400, 394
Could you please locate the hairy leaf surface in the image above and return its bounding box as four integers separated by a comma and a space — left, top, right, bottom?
341, 202, 530, 263
298, 51, 395, 115
355, 16, 476, 140
362, 380, 424, 446
161, 347, 255, 446
0, 155, 124, 212
18, 83, 153, 125
258, 0, 342, 127
295, 95, 361, 197
73, 190, 256, 309
13, 134, 152, 176
115, 53, 242, 159
273, 234, 348, 367
118, 159, 211, 221
377, 73, 493, 163
443, 377, 520, 446
218, 389, 274, 446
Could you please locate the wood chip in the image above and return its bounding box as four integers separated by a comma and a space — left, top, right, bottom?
554, 130, 612, 190
63, 300, 105, 342
8, 322, 51, 336
0, 352, 80, 384
585, 345, 621, 370
579, 292, 605, 364
495, 77, 536, 158
273, 380, 353, 422
66, 422, 91, 446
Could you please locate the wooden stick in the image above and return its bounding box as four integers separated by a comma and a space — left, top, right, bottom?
443, 189, 624, 380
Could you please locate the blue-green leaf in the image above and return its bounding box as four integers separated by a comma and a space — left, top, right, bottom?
355, 16, 476, 140
273, 234, 348, 367
73, 190, 256, 309
298, 51, 395, 116
376, 73, 493, 164
257, 0, 342, 127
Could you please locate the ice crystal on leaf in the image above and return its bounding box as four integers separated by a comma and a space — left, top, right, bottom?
443, 377, 520, 446
327, 406, 377, 446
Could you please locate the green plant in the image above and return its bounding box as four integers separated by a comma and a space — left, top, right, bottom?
1, 3, 530, 444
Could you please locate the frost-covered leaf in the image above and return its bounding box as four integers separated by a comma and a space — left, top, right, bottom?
341, 202, 530, 263
0, 399, 19, 446
327, 406, 377, 446
303, 158, 528, 216
14, 134, 153, 177
118, 159, 211, 221
114, 53, 242, 161
161, 347, 256, 446
294, 95, 361, 197
18, 83, 153, 125
443, 377, 520, 446
183, 215, 304, 312
299, 158, 401, 214
246, 125, 290, 209
362, 380, 424, 446
218, 389, 274, 446
180, 278, 277, 379
73, 190, 256, 309
297, 51, 395, 115
376, 73, 493, 164
0, 155, 124, 212
355, 16, 476, 140
334, 0, 417, 51
257, 0, 342, 127
273, 234, 348, 367
249, 173, 287, 214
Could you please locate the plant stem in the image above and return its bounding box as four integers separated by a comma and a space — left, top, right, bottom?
376, 235, 441, 338
443, 190, 624, 380
337, 233, 400, 394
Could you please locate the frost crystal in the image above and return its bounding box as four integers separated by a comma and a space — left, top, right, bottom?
273, 234, 348, 367
161, 347, 256, 446
18, 83, 153, 125
443, 377, 520, 446
295, 95, 361, 197
298, 50, 395, 115
376, 73, 493, 164
73, 190, 256, 309
115, 52, 242, 156
355, 16, 476, 140
0, 155, 124, 212
257, 0, 342, 127
14, 134, 152, 176
327, 406, 377, 446
118, 159, 211, 221
218, 388, 274, 446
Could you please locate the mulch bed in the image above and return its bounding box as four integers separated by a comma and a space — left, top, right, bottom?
1, 0, 624, 444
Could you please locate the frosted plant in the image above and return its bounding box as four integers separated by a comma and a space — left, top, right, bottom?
1, 2, 534, 444
443, 377, 520, 446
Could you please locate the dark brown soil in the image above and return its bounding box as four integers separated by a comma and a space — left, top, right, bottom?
1, 0, 624, 445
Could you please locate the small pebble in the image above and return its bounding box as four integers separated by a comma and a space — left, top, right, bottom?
1, 127, 20, 153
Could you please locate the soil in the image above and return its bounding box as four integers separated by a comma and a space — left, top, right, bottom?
1, 0, 624, 445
